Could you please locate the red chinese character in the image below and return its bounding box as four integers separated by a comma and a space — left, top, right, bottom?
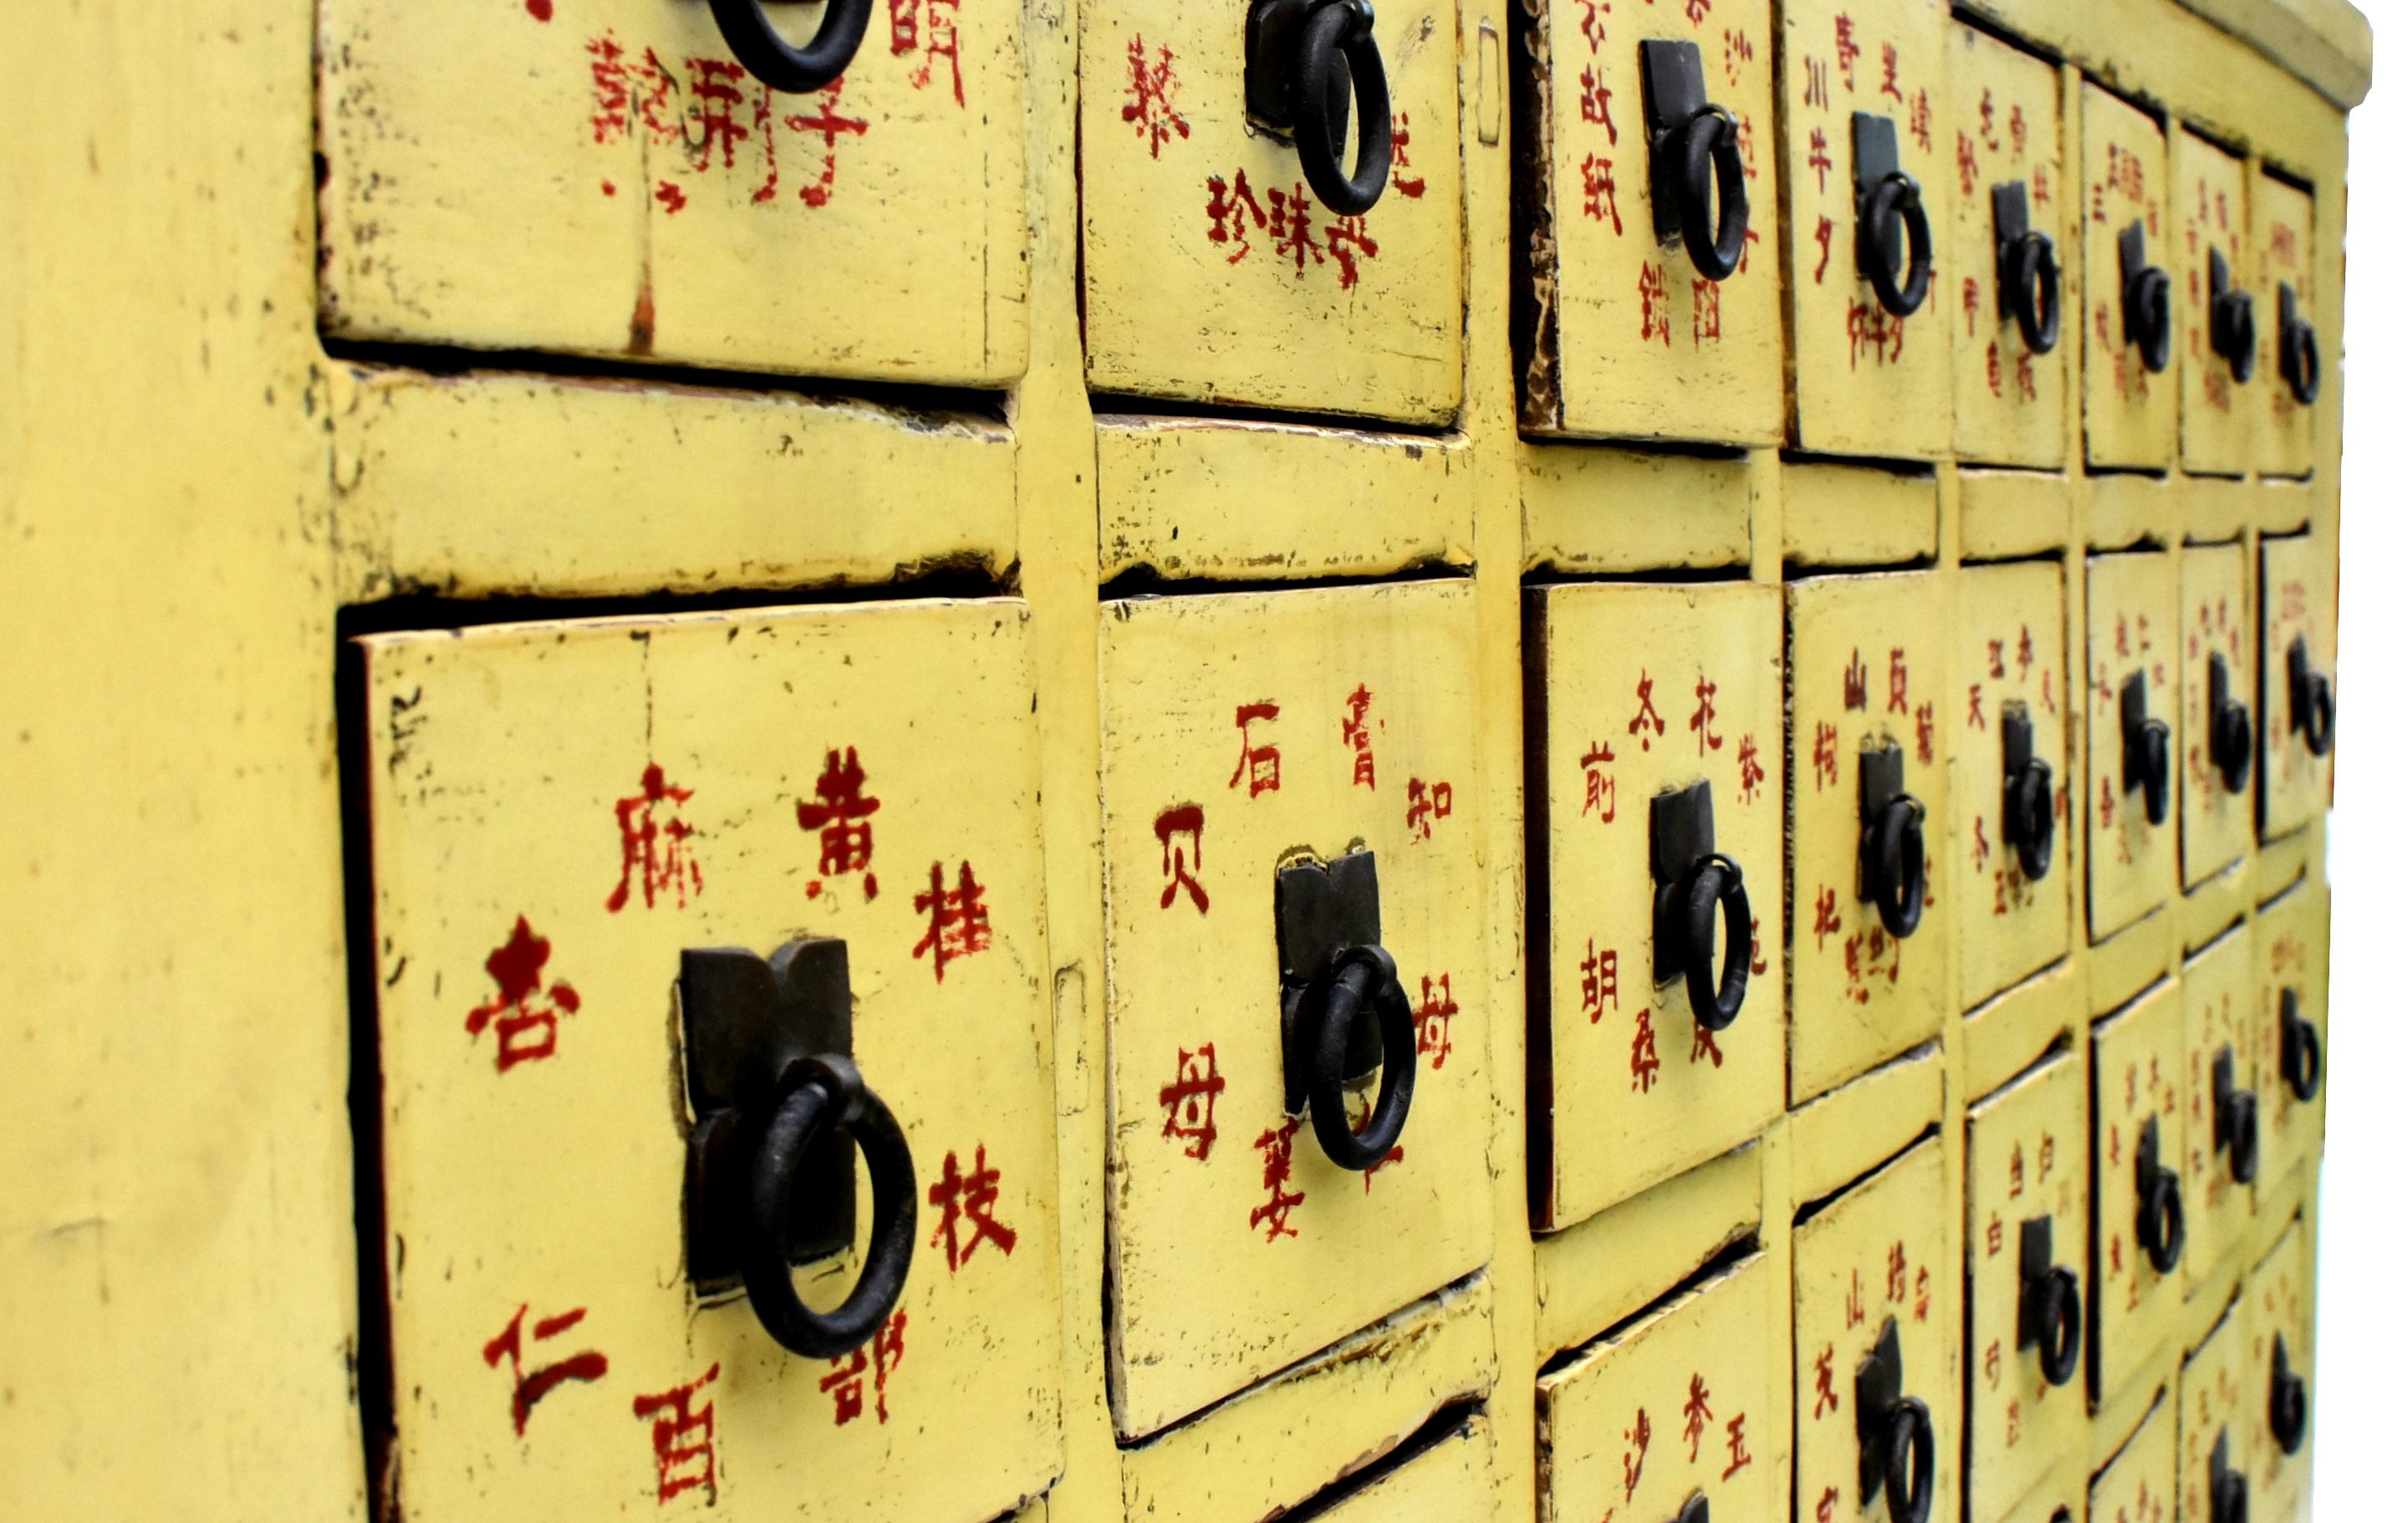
1812, 1343, 1840, 1419
1880, 42, 1903, 101
1581, 741, 1618, 820
889, 0, 918, 51
1155, 804, 1210, 914
892, 0, 964, 106
1416, 974, 1460, 1069
465, 917, 583, 1073
1692, 276, 1722, 344
1575, 0, 1608, 55
1122, 34, 1191, 159
485, 1304, 610, 1437
1584, 154, 1625, 234
1690, 674, 1724, 753
1987, 1212, 2005, 1257
911, 860, 993, 981
1341, 684, 1378, 788
1406, 778, 1454, 839
1736, 733, 1765, 803
1723, 1413, 1753, 1479
1206, 170, 1270, 263
1808, 127, 1834, 194
2008, 1139, 2026, 1198
1629, 670, 1668, 748
1250, 1118, 1306, 1240
1390, 112, 1427, 197
1579, 66, 1618, 140
1324, 214, 1380, 288
1973, 816, 1991, 870
1956, 130, 1981, 200
1813, 722, 1839, 792
631, 1363, 719, 1505
820, 1310, 907, 1425
1582, 940, 1619, 1022
1160, 1045, 1226, 1160
1813, 886, 1842, 951
1623, 1407, 1652, 1501
1909, 86, 1931, 151
1681, 1373, 1714, 1459
1803, 55, 1830, 110
786, 83, 871, 209
1984, 1337, 2002, 1388
1691, 1016, 1723, 1068
1228, 700, 1283, 797
1834, 16, 1860, 90
686, 58, 752, 170
1686, 0, 1712, 21
1845, 1268, 1866, 1327
1269, 181, 1324, 272
1915, 700, 1935, 765
1637, 260, 1671, 343
1842, 649, 1869, 711
1813, 213, 1835, 284
796, 746, 882, 899
926, 1144, 1018, 1271
607, 763, 702, 914
1819, 1488, 1842, 1522
1630, 1006, 1661, 1093
1887, 648, 1910, 713
1888, 1241, 1909, 1302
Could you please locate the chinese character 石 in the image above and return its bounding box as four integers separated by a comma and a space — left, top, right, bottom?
1159, 1044, 1226, 1160
631, 1363, 720, 1505
1155, 803, 1210, 913
606, 763, 702, 913
1228, 700, 1283, 797
1121, 34, 1191, 159
1342, 684, 1378, 788
484, 1304, 610, 1437
1416, 974, 1460, 1070
1250, 1118, 1306, 1240
911, 860, 993, 981
465, 917, 582, 1073
926, 1144, 1019, 1271
795, 746, 882, 899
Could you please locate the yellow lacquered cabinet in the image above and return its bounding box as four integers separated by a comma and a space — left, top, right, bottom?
2242, 1220, 2315, 1523
1525, 582, 1784, 1231
2258, 532, 2338, 841
2173, 128, 2258, 476
2178, 1300, 2257, 1523
2253, 883, 2330, 1191
2092, 1393, 2180, 1523
1315, 1414, 1497, 1520
2181, 931, 2259, 1295
2178, 543, 2257, 892
2085, 549, 2180, 944
1098, 581, 1490, 1438
352, 600, 1064, 1521
2090, 980, 2190, 1410
2255, 170, 2324, 476
2082, 84, 2176, 470
1956, 561, 2073, 1011
319, 0, 1030, 386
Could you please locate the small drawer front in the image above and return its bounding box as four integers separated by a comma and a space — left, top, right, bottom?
1793, 1138, 1960, 1523
1099, 582, 1490, 1438
1788, 572, 1951, 1103
2255, 171, 2322, 478
2179, 544, 2257, 890
1526, 583, 1785, 1231
1956, 562, 2073, 1011
2181, 932, 2258, 1293
1539, 1256, 1782, 1523
2081, 84, 2176, 470
2090, 980, 2188, 1408
1317, 1413, 1496, 1520
2258, 532, 2338, 841
354, 601, 1064, 1522
1080, 0, 1465, 425
2254, 884, 2330, 1192
2243, 1221, 2315, 1522
2174, 130, 2259, 476
1778, 0, 1955, 459
319, 0, 1029, 386
2084, 550, 2179, 944
2179, 1304, 2257, 1523
2090, 1393, 2177, 1523
1518, 0, 1783, 444
1965, 1052, 2088, 1522
1945, 23, 2069, 470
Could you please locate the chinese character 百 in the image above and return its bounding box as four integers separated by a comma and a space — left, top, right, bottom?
631, 1363, 719, 1505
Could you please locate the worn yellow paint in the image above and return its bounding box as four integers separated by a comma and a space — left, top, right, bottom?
2186, 475, 2255, 546
1538, 1255, 1782, 1523
355, 601, 1064, 1520
1963, 1051, 2087, 1523
1525, 583, 1783, 1230
2242, 1217, 2314, 1520
2258, 531, 2336, 839
2089, 1388, 2179, 1523
1958, 469, 2073, 563
2177, 1296, 2254, 1523
319, 0, 1028, 387
2081, 84, 2177, 470
2252, 882, 2329, 1193
1946, 23, 2069, 470
2254, 171, 2319, 477
1519, 445, 1753, 573
1994, 1460, 2082, 1523
1788, 1042, 1946, 1207
1078, 0, 1465, 424
1786, 572, 1950, 1103
2181, 929, 2258, 1295
2085, 549, 2181, 944
1313, 1413, 1497, 1520
2174, 129, 2258, 476
2258, 476, 2319, 537
1793, 1138, 1962, 1523
1533, 1142, 1762, 1358
1517, 0, 1783, 444
1097, 581, 1491, 1439
2091, 977, 2189, 1409
2175, 0, 2371, 108
1964, 962, 2081, 1111
1956, 562, 2072, 1011
2177, 544, 2255, 891
1783, 460, 1939, 569
2090, 471, 2176, 554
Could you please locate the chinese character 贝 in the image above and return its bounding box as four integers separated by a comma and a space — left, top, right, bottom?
1155, 804, 1210, 914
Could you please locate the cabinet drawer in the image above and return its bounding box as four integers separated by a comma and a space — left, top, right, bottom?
2178, 1301, 2256, 1523
1080, 0, 1465, 424
2254, 171, 2324, 478
1516, 0, 1782, 445
319, 0, 1028, 386
1538, 1255, 1782, 1523
2178, 544, 2256, 891
2090, 1393, 2177, 1523
351, 599, 1064, 1521
1965, 1051, 2087, 1522
2084, 549, 2178, 944
1945, 23, 2069, 470
2181, 931, 2258, 1293
2258, 532, 2337, 841
1956, 562, 2073, 1011
1793, 1137, 1959, 1523
1526, 583, 1784, 1231
1315, 1411, 1495, 1520
2091, 980, 2188, 1408
1778, 0, 1954, 459
2080, 84, 2176, 470
1099, 581, 1490, 1437
2174, 128, 2258, 476
2242, 1220, 2315, 1523
1788, 572, 1950, 1103
2253, 884, 2329, 1192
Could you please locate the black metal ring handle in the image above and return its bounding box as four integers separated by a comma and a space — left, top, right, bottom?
1674, 1492, 1711, 1523
738, 1059, 917, 1358
2212, 288, 2259, 384
2270, 1340, 2310, 1456
2280, 989, 2324, 1102
1679, 853, 1751, 1033
2213, 698, 2253, 795
2138, 1162, 2186, 1276
1866, 795, 1927, 940
2006, 757, 2054, 883
2299, 671, 2336, 759
2005, 231, 2061, 354
1678, 107, 1749, 282
1860, 172, 1934, 318
1304, 945, 1418, 1170
2027, 1265, 2083, 1388
1292, 0, 1393, 217
2225, 1089, 2260, 1186
2213, 1468, 2251, 1523
2129, 264, 2175, 374
706, 0, 875, 95
2137, 718, 2172, 827
2282, 318, 2322, 405
1885, 1397, 1936, 1523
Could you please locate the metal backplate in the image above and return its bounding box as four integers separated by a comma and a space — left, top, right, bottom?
1276, 849, 1387, 1111
1650, 777, 1717, 984
1853, 111, 1905, 270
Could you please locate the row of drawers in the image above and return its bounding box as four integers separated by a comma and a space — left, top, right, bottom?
316, 1, 2333, 471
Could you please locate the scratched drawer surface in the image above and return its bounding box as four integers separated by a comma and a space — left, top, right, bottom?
2181, 930, 2259, 1293
319, 0, 1030, 385
2081, 83, 2176, 471
2242, 1219, 2316, 1522
2178, 1297, 2256, 1523
2174, 127, 2258, 476
1079, 0, 1465, 424
2084, 549, 2179, 945
2090, 1391, 2177, 1523
1954, 561, 2072, 1011
2254, 169, 2324, 477
1099, 580, 1490, 1438
2253, 883, 2329, 1192
1514, 0, 1783, 446
2178, 544, 2257, 892
2090, 979, 2189, 1409
349, 600, 1064, 1520
2258, 532, 2338, 842
1525, 582, 1784, 1233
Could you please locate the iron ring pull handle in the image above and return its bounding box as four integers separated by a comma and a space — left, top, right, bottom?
2212, 284, 2259, 384
737, 1056, 918, 1359
2131, 716, 2173, 828
1303, 945, 1418, 1169
2003, 230, 2062, 354
2021, 1263, 2084, 1389
2212, 695, 2254, 794
2127, 262, 2175, 374
2279, 988, 2324, 1102
2222, 1087, 2260, 1186
2137, 1158, 2186, 1276
1290, 0, 1395, 218
1676, 106, 1750, 282
2281, 303, 2323, 405
2004, 757, 2055, 883
2289, 638, 2336, 759
1863, 793, 1927, 940
1860, 171, 1934, 318
706, 0, 875, 95
1673, 1492, 1711, 1523
1676, 853, 1752, 1033
1882, 1396, 1937, 1523
2212, 1466, 2251, 1523
2268, 1336, 2310, 1457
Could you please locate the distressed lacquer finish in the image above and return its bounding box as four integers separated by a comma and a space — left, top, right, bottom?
1793, 1139, 1961, 1523
319, 0, 1029, 385
2178, 545, 2254, 890
1098, 582, 1489, 1438
1955, 562, 2072, 1011
2181, 930, 2256, 1294
2090, 981, 2186, 1407
2252, 883, 2329, 1191
2258, 532, 2336, 839
2177, 1302, 2254, 1523
357, 602, 1064, 1520
2254, 171, 2319, 476
2090, 1393, 2179, 1523
2082, 85, 2176, 468
1518, 0, 1783, 443
2242, 1220, 2314, 1521
1314, 1414, 1497, 1520
1964, 1052, 2087, 1522
1538, 1256, 1783, 1523
1079, 0, 1466, 424
2174, 130, 2257, 474
1526, 583, 1784, 1230
2084, 550, 2179, 944
1779, 0, 1953, 459
1945, 23, 2069, 468
1787, 572, 1950, 1103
